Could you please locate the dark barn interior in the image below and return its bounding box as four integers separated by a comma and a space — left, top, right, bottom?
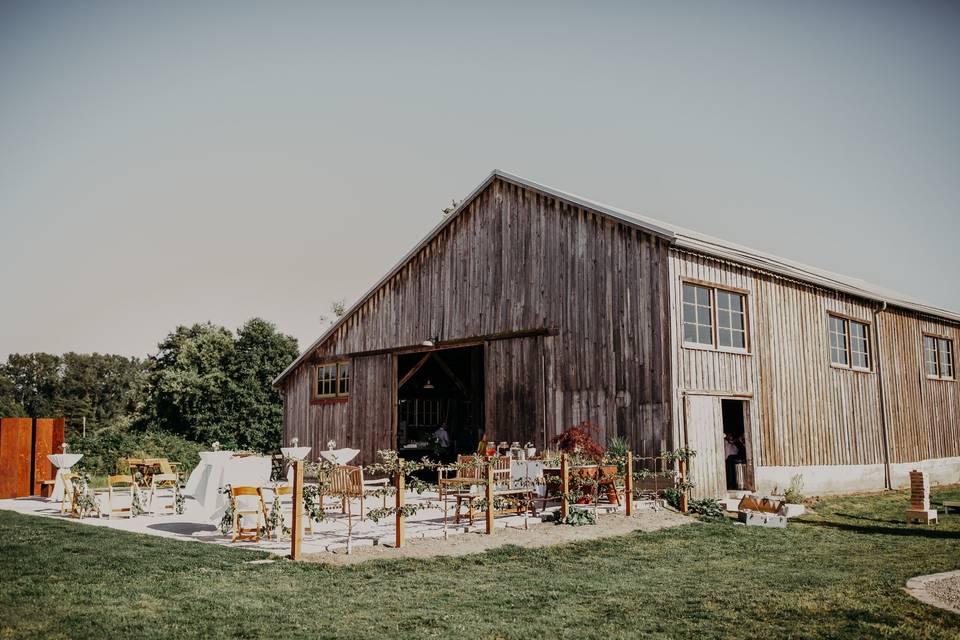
396, 346, 484, 462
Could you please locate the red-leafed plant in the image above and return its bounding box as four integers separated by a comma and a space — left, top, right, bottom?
551, 421, 605, 462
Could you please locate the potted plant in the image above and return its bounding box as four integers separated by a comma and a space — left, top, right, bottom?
551, 422, 606, 504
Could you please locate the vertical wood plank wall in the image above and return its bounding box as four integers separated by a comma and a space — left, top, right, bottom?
672, 249, 958, 477
879, 310, 960, 463
282, 178, 672, 464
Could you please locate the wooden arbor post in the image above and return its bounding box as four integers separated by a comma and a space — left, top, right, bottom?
485, 459, 494, 535
678, 458, 689, 514
625, 451, 633, 517
290, 460, 304, 561
395, 469, 405, 548
560, 453, 569, 520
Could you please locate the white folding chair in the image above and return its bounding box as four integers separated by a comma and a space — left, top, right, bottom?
148, 473, 179, 516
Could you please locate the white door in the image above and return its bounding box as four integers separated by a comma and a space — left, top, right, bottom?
684, 395, 726, 498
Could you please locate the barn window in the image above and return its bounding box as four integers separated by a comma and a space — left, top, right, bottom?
716, 290, 747, 349
315, 361, 350, 399
682, 283, 713, 345
924, 336, 955, 380
682, 282, 748, 353
828, 314, 870, 371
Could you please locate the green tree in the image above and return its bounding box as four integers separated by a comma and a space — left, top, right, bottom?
0, 373, 25, 417
143, 323, 238, 446
2, 353, 62, 417
142, 319, 297, 451
230, 319, 299, 451
56, 353, 147, 433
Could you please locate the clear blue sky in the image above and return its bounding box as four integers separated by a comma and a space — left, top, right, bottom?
1, 1, 958, 358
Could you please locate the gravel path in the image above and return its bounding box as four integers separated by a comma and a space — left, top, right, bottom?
906, 570, 960, 615
303, 508, 693, 565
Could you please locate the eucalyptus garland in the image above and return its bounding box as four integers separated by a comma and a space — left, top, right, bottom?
174, 484, 185, 515
266, 495, 290, 536
71, 472, 100, 518
218, 484, 234, 534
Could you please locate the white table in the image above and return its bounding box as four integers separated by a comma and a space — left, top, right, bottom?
48, 454, 84, 503
184, 453, 271, 522
511, 460, 548, 496
319, 448, 360, 466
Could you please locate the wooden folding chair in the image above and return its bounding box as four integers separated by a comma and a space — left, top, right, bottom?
105, 475, 138, 519
60, 472, 79, 515
148, 473, 179, 515
230, 486, 266, 542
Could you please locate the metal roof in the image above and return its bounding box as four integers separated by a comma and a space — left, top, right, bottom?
274, 169, 959, 386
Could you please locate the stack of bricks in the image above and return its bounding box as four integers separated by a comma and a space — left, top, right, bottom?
905, 470, 938, 525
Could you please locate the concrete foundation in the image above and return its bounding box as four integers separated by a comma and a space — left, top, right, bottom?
754, 456, 960, 496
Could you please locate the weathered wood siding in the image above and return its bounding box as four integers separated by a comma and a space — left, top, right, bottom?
282, 178, 673, 463
879, 309, 960, 463
672, 250, 887, 470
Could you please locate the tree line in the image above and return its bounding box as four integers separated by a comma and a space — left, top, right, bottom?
0, 318, 299, 455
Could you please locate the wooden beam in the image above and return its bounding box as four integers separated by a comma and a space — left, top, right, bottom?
345, 326, 560, 358
485, 460, 494, 535
398, 353, 431, 390
625, 452, 633, 517
560, 453, 569, 520
395, 470, 405, 548
290, 460, 304, 560
432, 352, 470, 398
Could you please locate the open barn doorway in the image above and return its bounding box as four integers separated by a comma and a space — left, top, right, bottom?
396, 345, 484, 463
721, 399, 750, 491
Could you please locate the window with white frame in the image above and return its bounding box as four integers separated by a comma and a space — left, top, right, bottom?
316, 361, 351, 399
681, 282, 748, 352
828, 314, 870, 371
924, 335, 954, 380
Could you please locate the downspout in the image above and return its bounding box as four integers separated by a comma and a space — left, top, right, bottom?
873, 301, 892, 490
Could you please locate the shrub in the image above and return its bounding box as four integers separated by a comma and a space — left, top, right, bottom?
688, 497, 725, 521
67, 427, 202, 476
550, 421, 605, 462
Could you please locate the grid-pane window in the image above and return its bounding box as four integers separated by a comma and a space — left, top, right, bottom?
316, 361, 351, 399
337, 362, 351, 396
716, 290, 747, 350
924, 337, 939, 377
926, 336, 955, 380
938, 339, 954, 379
849, 321, 869, 370
682, 284, 713, 346
316, 363, 338, 398
828, 315, 849, 366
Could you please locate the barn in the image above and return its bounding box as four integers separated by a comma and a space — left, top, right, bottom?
274, 170, 959, 497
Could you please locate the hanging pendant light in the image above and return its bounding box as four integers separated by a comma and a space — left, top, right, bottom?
423, 379, 434, 390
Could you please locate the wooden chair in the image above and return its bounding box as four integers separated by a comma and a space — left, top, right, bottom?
325, 465, 389, 526
439, 455, 514, 525
230, 486, 266, 542
60, 472, 79, 515
147, 473, 179, 515
105, 475, 138, 519
260, 485, 313, 540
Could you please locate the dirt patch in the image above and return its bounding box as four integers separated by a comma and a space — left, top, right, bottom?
302, 508, 694, 565
906, 570, 960, 615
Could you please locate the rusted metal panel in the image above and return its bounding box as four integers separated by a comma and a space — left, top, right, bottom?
33, 418, 55, 495
0, 418, 33, 498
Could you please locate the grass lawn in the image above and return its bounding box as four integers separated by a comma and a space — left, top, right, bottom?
2, 489, 960, 639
